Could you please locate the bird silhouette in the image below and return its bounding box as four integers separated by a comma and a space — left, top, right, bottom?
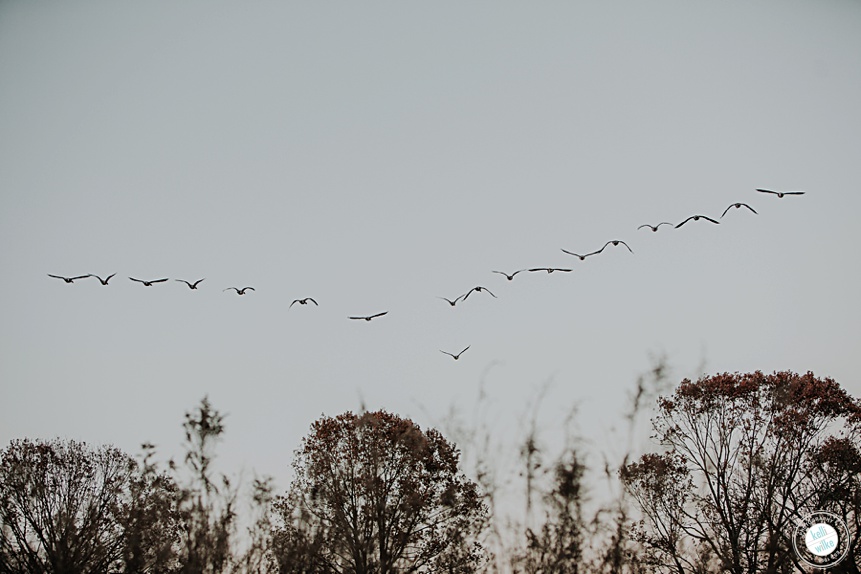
721, 203, 757, 218
561, 240, 632, 259
675, 215, 720, 228
462, 286, 497, 300
638, 222, 673, 232
756, 188, 805, 198
129, 277, 169, 286
492, 269, 526, 281
290, 297, 318, 308
90, 273, 117, 285
438, 295, 464, 307
176, 278, 205, 289
440, 346, 470, 360
349, 311, 388, 321
527, 267, 573, 274
224, 287, 255, 295
48, 274, 91, 283
560, 249, 596, 261
596, 240, 634, 254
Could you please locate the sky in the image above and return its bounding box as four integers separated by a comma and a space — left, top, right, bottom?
1, 0, 860, 493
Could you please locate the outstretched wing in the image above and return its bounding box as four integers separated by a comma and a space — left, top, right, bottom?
129, 277, 146, 283
369, 311, 388, 319
560, 248, 588, 259
675, 216, 695, 228
151, 278, 169, 284
307, 298, 318, 305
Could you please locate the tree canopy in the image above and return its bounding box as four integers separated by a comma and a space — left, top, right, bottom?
622, 371, 861, 573
272, 410, 487, 574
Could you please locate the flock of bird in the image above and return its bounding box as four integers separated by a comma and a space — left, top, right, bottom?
48, 188, 804, 361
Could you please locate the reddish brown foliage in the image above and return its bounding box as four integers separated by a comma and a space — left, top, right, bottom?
624, 371, 861, 574
272, 410, 487, 574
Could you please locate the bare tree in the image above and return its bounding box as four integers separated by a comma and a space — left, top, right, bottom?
0, 439, 137, 574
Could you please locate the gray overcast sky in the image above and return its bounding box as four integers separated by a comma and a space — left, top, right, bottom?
1, 0, 860, 488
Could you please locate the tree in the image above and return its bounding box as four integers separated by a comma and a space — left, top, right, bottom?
621, 371, 861, 574
174, 396, 239, 574
116, 442, 180, 574
272, 410, 487, 574
512, 450, 587, 574
0, 438, 177, 574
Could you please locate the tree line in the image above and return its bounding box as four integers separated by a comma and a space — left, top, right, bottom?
1, 371, 859, 573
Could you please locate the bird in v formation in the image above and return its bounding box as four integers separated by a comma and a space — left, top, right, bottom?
528, 267, 572, 274
492, 269, 525, 281
756, 188, 805, 198
224, 287, 255, 295
46, 187, 802, 328
129, 277, 169, 287
440, 346, 470, 360
349, 311, 387, 321
177, 278, 205, 289
90, 273, 116, 285
561, 239, 633, 260
47, 274, 91, 283
675, 215, 720, 228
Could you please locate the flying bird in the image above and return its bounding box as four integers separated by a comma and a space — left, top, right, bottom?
224, 287, 255, 295
596, 240, 634, 254
462, 286, 497, 300
438, 295, 464, 307
176, 278, 205, 289
527, 268, 573, 274
48, 274, 91, 283
440, 346, 470, 360
561, 240, 631, 259
675, 215, 720, 228
756, 188, 806, 198
638, 222, 673, 232
129, 277, 169, 286
90, 273, 117, 285
290, 297, 318, 308
349, 311, 388, 321
721, 203, 757, 218
560, 249, 596, 261
492, 270, 525, 281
